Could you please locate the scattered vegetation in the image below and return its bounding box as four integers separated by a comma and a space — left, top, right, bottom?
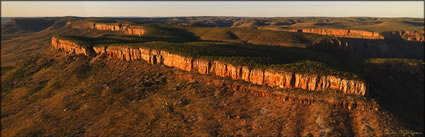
185, 27, 327, 47
366, 58, 424, 65
269, 60, 360, 79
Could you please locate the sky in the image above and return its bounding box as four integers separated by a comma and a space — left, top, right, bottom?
1, 1, 424, 18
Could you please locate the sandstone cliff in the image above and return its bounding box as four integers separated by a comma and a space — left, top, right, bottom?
66, 21, 145, 36
290, 28, 384, 39
51, 37, 93, 56
381, 31, 425, 42
53, 39, 369, 96
310, 37, 392, 57
177, 69, 378, 111
366, 61, 424, 76
265, 28, 424, 42
7, 19, 17, 24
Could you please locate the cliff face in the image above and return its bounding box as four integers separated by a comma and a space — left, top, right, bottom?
66, 21, 145, 36
276, 28, 424, 42
177, 70, 378, 111
59, 40, 369, 96
51, 37, 93, 56
310, 38, 352, 51
311, 29, 381, 39
7, 19, 17, 24
381, 31, 425, 42
381, 62, 424, 74
311, 37, 399, 57
283, 28, 384, 39
366, 62, 424, 77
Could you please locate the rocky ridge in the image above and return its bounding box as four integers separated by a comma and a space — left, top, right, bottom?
65, 21, 145, 36
310, 38, 389, 55
285, 28, 384, 39
51, 37, 93, 56
53, 37, 368, 96
381, 31, 425, 42
176, 71, 379, 111
263, 28, 424, 42
367, 61, 424, 77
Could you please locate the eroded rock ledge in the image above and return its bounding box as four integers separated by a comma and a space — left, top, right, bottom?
65, 21, 145, 36
263, 28, 424, 42
176, 71, 379, 111
366, 60, 424, 76
51, 37, 93, 56
381, 31, 425, 42
285, 28, 384, 39
52, 37, 368, 96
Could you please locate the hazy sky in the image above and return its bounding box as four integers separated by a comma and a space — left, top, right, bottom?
2, 1, 424, 18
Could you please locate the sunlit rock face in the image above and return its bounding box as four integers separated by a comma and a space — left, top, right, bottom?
381, 31, 425, 42
284, 28, 384, 39
310, 37, 392, 57
66, 21, 145, 36
51, 37, 92, 56
282, 28, 424, 42
53, 38, 368, 96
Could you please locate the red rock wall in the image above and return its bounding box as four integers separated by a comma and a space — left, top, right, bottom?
160, 51, 193, 71
277, 28, 424, 42
195, 59, 211, 74
53, 38, 368, 96
283, 28, 384, 39
310, 38, 394, 57
367, 62, 424, 76
51, 37, 92, 56
66, 21, 145, 36
381, 31, 425, 42
177, 70, 379, 111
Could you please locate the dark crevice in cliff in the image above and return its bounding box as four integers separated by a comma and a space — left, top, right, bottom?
152, 55, 157, 64
290, 72, 296, 88
238, 67, 243, 80
207, 61, 212, 74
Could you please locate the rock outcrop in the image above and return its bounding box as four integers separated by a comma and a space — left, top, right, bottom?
177, 70, 379, 111
381, 31, 425, 42
310, 38, 391, 56
311, 36, 424, 59
367, 61, 424, 76
266, 28, 424, 42
279, 28, 384, 39
66, 21, 145, 36
7, 19, 17, 24
310, 38, 352, 51
51, 37, 93, 56
54, 38, 368, 96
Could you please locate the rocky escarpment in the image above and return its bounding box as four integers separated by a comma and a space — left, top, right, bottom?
366, 61, 424, 77
65, 21, 145, 36
284, 28, 384, 39
86, 43, 368, 96
176, 71, 379, 111
51, 37, 94, 56
265, 28, 424, 42
375, 62, 424, 74
310, 36, 424, 59
310, 37, 392, 56
381, 31, 425, 42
